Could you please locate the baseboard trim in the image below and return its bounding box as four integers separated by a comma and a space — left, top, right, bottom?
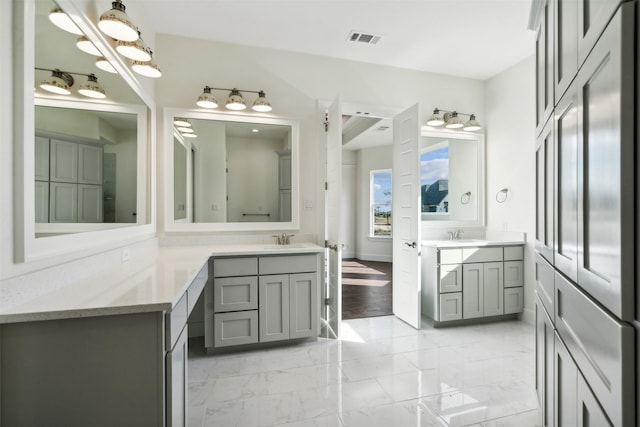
355, 253, 392, 263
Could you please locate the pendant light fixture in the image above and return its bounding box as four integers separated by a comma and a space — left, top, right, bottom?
98, 0, 138, 42
39, 69, 73, 95
116, 31, 152, 61
96, 57, 118, 74
173, 118, 191, 127
131, 60, 162, 78
77, 74, 106, 99
426, 108, 481, 132
196, 86, 219, 109
48, 6, 83, 35
36, 67, 108, 99
226, 89, 246, 111
76, 35, 102, 56
195, 86, 273, 112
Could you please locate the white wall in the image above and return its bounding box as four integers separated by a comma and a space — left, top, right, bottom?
173, 139, 187, 220
484, 55, 536, 323
356, 145, 393, 262
194, 121, 226, 222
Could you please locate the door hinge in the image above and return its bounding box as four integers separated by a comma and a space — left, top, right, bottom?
325, 182, 328, 190
324, 297, 332, 306
324, 111, 329, 132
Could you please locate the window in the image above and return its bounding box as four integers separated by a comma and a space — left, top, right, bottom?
370, 169, 392, 237
420, 142, 449, 214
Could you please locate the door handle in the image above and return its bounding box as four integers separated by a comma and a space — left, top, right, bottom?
405, 241, 417, 248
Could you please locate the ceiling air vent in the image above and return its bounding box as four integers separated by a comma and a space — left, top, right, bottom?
347, 31, 382, 45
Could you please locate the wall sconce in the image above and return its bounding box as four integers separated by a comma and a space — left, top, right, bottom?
426, 108, 481, 131
196, 86, 272, 112
36, 67, 106, 99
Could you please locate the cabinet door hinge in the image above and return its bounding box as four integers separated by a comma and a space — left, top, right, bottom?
324, 297, 332, 306
325, 182, 328, 190
324, 111, 329, 132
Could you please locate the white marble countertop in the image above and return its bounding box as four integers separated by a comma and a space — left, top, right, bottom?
421, 239, 525, 248
0, 243, 324, 324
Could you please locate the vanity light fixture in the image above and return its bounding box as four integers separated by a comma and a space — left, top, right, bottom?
173, 118, 192, 127
98, 0, 139, 42
116, 31, 152, 61
49, 6, 83, 35
77, 74, 107, 98
76, 35, 102, 56
196, 86, 273, 112
182, 133, 198, 138
131, 60, 162, 78
36, 67, 107, 99
177, 127, 194, 133
96, 56, 118, 74
426, 108, 482, 132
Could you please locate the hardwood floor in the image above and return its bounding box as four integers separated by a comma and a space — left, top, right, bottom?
342, 258, 393, 320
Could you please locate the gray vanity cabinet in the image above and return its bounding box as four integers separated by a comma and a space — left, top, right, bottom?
208, 252, 320, 350
167, 325, 187, 427
463, 262, 503, 319
535, 297, 555, 427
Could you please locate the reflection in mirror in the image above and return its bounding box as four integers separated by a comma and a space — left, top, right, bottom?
32, 1, 150, 238
173, 118, 293, 223
35, 105, 138, 230
421, 134, 481, 222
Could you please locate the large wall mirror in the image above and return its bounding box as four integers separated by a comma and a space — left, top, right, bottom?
420, 130, 485, 227
14, 0, 154, 262
165, 109, 299, 232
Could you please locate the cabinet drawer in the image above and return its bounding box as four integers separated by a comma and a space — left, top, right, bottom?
461, 247, 502, 263
555, 272, 634, 427
438, 249, 462, 265
438, 264, 462, 293
166, 293, 188, 351
504, 287, 523, 314
214, 276, 258, 312
213, 257, 258, 277
503, 246, 524, 261
187, 263, 208, 315
259, 254, 318, 275
214, 311, 259, 347
504, 261, 524, 288
535, 252, 554, 319
439, 292, 462, 321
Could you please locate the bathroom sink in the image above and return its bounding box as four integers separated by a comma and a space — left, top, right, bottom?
263, 243, 310, 250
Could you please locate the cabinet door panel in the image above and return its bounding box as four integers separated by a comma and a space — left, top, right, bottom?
77, 184, 103, 223
49, 182, 77, 223
462, 263, 483, 319
578, 0, 624, 64
536, 253, 555, 318
554, 82, 579, 282
577, 374, 613, 427
34, 181, 49, 223
35, 136, 50, 181
50, 139, 78, 183
439, 264, 462, 293
289, 273, 318, 339
214, 311, 258, 347
536, 0, 555, 135
166, 326, 187, 427
214, 276, 258, 312
536, 298, 555, 427
78, 144, 103, 185
482, 262, 503, 316
554, 0, 578, 101
555, 333, 578, 427
535, 119, 554, 263
259, 275, 290, 342
577, 4, 635, 321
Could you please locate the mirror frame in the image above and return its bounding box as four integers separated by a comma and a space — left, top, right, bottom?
420, 128, 485, 228
14, 0, 156, 263
163, 108, 300, 232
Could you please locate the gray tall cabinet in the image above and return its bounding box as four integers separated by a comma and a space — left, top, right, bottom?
532, 1, 637, 425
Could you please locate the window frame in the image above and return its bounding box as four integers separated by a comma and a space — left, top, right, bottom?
369, 169, 392, 239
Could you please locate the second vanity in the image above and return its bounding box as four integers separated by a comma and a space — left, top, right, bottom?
421, 239, 525, 326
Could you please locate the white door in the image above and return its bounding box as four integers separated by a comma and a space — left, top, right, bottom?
392, 103, 422, 329
324, 97, 342, 338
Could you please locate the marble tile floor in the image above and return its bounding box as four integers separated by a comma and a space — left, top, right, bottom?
187, 316, 539, 427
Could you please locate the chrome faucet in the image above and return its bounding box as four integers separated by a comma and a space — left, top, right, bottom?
272, 233, 294, 245
454, 229, 464, 240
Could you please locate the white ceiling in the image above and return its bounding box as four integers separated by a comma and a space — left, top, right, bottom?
142, 0, 535, 81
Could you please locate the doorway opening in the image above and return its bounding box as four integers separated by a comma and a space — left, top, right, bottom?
342, 258, 392, 320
